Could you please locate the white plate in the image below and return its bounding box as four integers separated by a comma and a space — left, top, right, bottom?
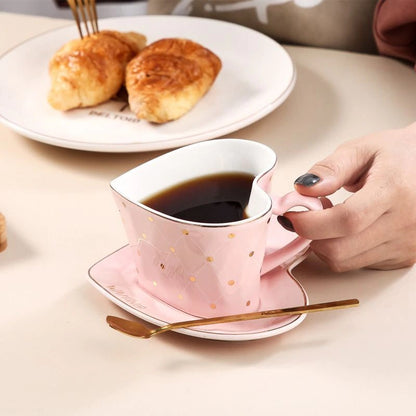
0, 15, 295, 152
88, 245, 309, 341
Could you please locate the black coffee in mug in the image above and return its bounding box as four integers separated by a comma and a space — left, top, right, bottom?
141, 172, 255, 223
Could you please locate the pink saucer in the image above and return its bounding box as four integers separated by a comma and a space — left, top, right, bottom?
88, 245, 309, 341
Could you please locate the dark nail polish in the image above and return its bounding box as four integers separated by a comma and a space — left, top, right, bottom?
277, 215, 295, 232
294, 173, 321, 187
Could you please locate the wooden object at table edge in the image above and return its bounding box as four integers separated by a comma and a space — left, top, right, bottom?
0, 213, 7, 252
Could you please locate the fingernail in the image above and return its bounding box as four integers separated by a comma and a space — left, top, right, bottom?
294, 173, 321, 187
277, 215, 295, 232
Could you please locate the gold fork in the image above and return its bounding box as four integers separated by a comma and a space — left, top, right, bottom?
67, 0, 99, 39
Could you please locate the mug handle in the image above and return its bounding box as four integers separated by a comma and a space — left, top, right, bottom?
261, 191, 322, 275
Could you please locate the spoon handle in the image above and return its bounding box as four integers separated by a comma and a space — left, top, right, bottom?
158, 298, 359, 333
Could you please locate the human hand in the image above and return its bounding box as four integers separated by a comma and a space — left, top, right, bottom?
278, 123, 416, 272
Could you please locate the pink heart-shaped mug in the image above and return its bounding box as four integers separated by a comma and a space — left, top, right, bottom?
111, 138, 322, 317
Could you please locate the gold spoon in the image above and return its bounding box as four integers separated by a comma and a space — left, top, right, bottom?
106, 298, 359, 338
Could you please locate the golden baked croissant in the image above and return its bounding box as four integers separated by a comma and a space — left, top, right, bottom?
125, 38, 222, 123
48, 30, 147, 111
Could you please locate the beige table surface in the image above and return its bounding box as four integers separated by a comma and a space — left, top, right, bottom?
1, 11, 415, 416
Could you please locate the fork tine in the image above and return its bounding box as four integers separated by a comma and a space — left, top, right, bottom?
84, 0, 95, 33
67, 0, 83, 39
90, 0, 99, 33
76, 0, 91, 37
84, 0, 97, 34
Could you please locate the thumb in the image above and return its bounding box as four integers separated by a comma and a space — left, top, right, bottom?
293, 141, 373, 197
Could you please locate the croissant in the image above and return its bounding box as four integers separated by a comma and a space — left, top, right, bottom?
48, 30, 147, 111
125, 38, 222, 123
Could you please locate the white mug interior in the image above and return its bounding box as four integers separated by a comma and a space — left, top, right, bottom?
111, 138, 277, 224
